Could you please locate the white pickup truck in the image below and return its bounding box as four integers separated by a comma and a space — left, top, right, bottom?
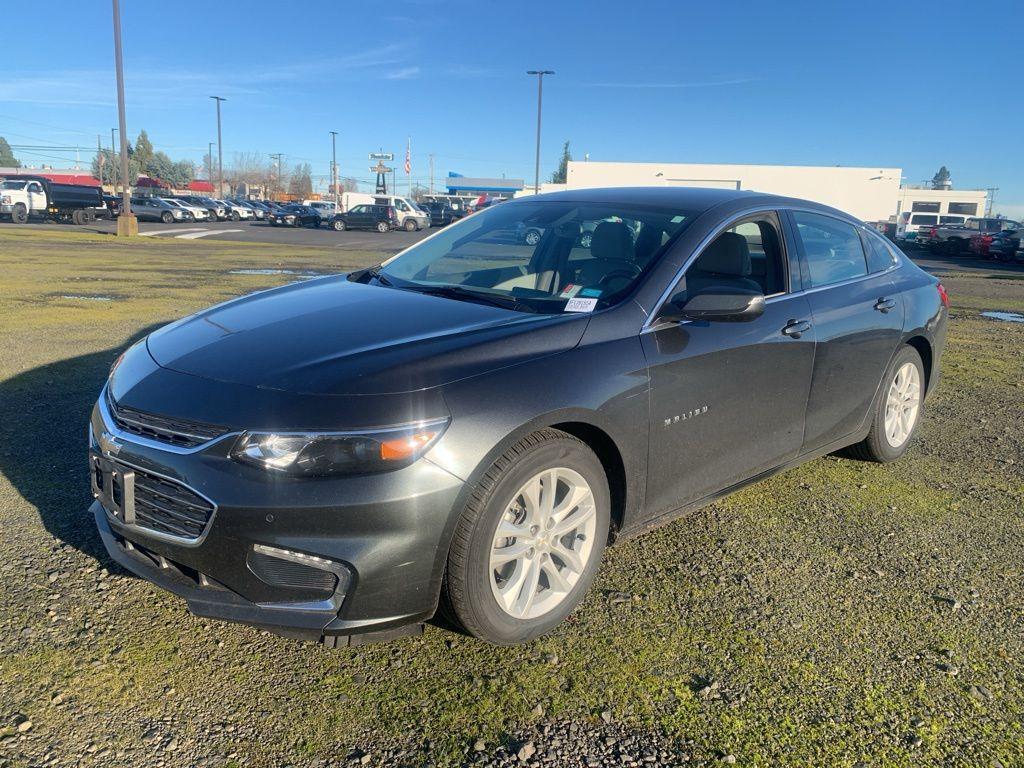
0, 175, 106, 225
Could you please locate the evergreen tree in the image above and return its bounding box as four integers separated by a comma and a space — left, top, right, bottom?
0, 137, 19, 167
134, 129, 154, 171
550, 141, 571, 184
931, 166, 951, 189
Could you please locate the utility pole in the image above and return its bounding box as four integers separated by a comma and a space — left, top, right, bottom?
526, 70, 554, 195
110, 128, 117, 196
329, 130, 338, 209
985, 187, 999, 217
111, 0, 136, 235
208, 142, 214, 185
429, 153, 434, 194
270, 153, 282, 199
210, 96, 225, 197
96, 134, 104, 188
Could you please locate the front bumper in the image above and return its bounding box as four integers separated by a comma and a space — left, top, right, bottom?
90, 375, 464, 640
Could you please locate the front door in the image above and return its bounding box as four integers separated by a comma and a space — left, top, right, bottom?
786, 210, 904, 452
641, 212, 816, 518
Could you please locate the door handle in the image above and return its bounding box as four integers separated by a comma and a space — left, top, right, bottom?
874, 298, 897, 313
782, 319, 812, 338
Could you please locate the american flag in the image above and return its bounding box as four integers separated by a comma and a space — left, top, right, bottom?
404, 139, 411, 174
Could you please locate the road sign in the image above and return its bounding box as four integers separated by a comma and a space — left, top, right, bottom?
369, 166, 394, 174
369, 152, 393, 161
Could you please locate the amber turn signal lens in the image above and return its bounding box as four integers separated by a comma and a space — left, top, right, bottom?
380, 432, 437, 461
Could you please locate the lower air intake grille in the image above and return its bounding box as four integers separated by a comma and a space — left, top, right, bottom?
128, 465, 214, 540
247, 550, 338, 596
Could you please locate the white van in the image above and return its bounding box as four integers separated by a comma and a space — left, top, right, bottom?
373, 195, 430, 231
303, 200, 338, 220
340, 192, 376, 212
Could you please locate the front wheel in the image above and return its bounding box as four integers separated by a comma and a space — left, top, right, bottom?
443, 429, 610, 645
11, 204, 28, 224
332, 219, 346, 231
404, 218, 417, 232
231, 211, 240, 222
161, 211, 174, 224
846, 346, 925, 463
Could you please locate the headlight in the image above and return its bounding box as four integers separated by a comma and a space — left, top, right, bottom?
230, 419, 449, 476
1, 195, 10, 204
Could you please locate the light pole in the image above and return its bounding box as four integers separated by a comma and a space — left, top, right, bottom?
207, 141, 214, 185
111, 0, 136, 235
210, 96, 225, 197
270, 153, 282, 200
329, 131, 338, 210
527, 70, 554, 195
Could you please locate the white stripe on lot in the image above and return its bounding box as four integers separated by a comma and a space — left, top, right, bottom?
139, 228, 205, 237
175, 229, 243, 240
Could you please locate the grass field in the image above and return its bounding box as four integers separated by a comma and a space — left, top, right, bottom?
1, 229, 1023, 767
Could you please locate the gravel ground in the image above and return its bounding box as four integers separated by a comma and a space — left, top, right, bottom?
1, 230, 1023, 767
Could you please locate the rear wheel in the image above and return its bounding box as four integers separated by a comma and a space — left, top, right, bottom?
71, 210, 84, 225
443, 429, 610, 645
376, 221, 389, 233
524, 228, 542, 246
846, 346, 924, 463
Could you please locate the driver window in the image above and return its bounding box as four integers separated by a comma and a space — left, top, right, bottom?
672, 215, 786, 304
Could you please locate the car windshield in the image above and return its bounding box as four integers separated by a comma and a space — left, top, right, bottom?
378, 200, 695, 314
1, 180, 27, 190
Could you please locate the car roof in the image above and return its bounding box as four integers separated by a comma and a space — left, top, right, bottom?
506, 186, 858, 221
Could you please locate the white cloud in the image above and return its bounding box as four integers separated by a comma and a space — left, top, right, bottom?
384, 66, 420, 80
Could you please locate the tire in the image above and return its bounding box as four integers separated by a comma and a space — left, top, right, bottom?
71, 210, 84, 225
443, 429, 610, 645
944, 239, 962, 255
376, 221, 389, 233
84, 209, 96, 223
10, 204, 28, 224
332, 219, 346, 231
404, 218, 417, 232
161, 211, 174, 224
580, 231, 593, 249
846, 346, 925, 463
231, 211, 240, 222
524, 228, 542, 246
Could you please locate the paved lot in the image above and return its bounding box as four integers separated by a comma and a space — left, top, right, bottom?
2, 229, 1024, 767
0, 218, 432, 254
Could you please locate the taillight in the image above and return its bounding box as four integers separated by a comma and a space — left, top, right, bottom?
936, 283, 950, 308
929, 227, 938, 237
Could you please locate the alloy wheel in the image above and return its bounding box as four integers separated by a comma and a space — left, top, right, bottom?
489, 467, 597, 620
884, 362, 921, 448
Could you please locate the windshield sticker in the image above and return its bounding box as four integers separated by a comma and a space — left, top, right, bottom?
559, 283, 582, 299
578, 287, 602, 298
564, 297, 599, 313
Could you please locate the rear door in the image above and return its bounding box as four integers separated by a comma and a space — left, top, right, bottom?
786, 210, 904, 453
642, 211, 815, 516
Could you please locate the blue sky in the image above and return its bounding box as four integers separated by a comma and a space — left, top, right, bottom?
3, 0, 1022, 216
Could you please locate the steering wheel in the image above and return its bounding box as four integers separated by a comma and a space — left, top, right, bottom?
598, 264, 642, 287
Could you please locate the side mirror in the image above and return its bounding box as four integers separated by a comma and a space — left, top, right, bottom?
662, 289, 766, 323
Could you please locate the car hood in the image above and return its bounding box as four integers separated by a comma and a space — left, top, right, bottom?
146, 275, 588, 395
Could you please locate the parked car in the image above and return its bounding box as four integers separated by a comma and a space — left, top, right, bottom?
421, 194, 469, 218
163, 198, 209, 222
90, 187, 948, 647
215, 199, 253, 221
374, 195, 430, 231
329, 203, 398, 232
230, 199, 265, 220
304, 200, 338, 221
0, 175, 105, 225
423, 201, 457, 228
920, 217, 1021, 254
268, 204, 321, 227
176, 196, 225, 221
129, 197, 188, 223
974, 228, 1022, 261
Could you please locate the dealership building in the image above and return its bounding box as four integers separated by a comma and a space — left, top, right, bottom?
558, 161, 987, 224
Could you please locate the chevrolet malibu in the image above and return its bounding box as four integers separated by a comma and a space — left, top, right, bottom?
89, 187, 948, 646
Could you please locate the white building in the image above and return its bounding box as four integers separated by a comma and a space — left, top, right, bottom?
895, 186, 987, 230
565, 161, 903, 222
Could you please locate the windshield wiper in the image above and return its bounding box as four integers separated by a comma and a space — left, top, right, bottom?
402, 284, 534, 312
350, 265, 393, 287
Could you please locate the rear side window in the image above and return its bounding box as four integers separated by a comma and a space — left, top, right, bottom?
860, 229, 899, 273
792, 211, 868, 288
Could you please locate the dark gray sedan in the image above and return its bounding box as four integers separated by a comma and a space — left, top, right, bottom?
89, 187, 948, 646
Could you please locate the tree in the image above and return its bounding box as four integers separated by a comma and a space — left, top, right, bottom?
550, 140, 571, 184
146, 151, 174, 184
91, 148, 140, 186
168, 159, 195, 190
134, 130, 154, 171
288, 163, 313, 197
931, 166, 951, 189
0, 137, 20, 167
